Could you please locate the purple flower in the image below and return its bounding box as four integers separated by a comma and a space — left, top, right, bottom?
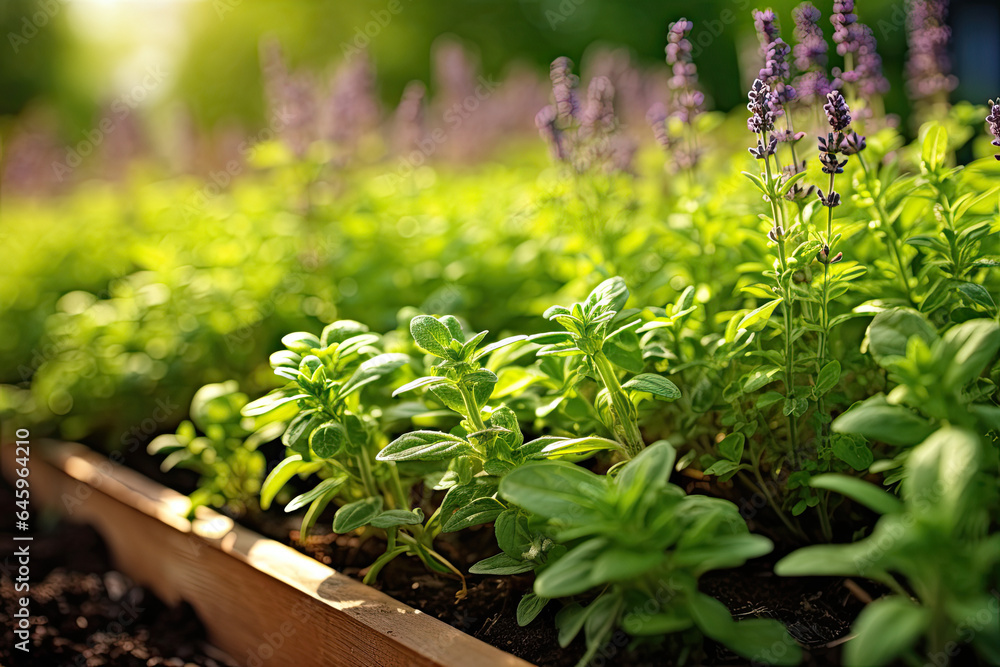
905, 0, 958, 102
753, 9, 780, 51
824, 90, 852, 131
831, 0, 861, 56
535, 105, 565, 161
793, 3, 827, 71
646, 102, 672, 150
854, 25, 890, 97
550, 57, 581, 123
580, 76, 616, 136
839, 131, 867, 155
747, 78, 776, 135
664, 18, 704, 123
987, 99, 1000, 160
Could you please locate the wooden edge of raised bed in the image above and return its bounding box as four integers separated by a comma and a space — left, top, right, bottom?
2, 440, 533, 667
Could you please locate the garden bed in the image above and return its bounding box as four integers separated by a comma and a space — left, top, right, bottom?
3, 439, 876, 667
1, 440, 531, 667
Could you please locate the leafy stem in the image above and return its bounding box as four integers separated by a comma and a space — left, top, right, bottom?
593, 350, 644, 458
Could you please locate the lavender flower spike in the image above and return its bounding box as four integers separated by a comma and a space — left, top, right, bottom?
748, 79, 776, 134
535, 105, 565, 161
549, 57, 580, 123
753, 9, 780, 51
831, 0, 861, 56
905, 0, 958, 102
987, 99, 1000, 160
793, 3, 827, 71
823, 90, 852, 131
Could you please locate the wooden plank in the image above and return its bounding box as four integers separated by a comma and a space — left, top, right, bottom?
3, 441, 533, 667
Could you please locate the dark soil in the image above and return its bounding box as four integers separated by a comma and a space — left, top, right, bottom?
0, 484, 235, 667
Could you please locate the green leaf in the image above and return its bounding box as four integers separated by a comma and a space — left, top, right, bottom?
865, 308, 937, 365
717, 432, 745, 462
621, 609, 694, 636
809, 474, 902, 515
310, 422, 348, 459
904, 427, 979, 514
774, 541, 881, 578
260, 455, 318, 510
321, 320, 368, 346
921, 121, 947, 172
688, 593, 801, 666
555, 603, 589, 647
622, 373, 681, 401
410, 315, 454, 358
534, 539, 606, 597
242, 392, 309, 417
392, 375, 448, 396
469, 552, 536, 575
499, 461, 607, 520
535, 435, 623, 458
442, 496, 505, 532
743, 366, 782, 393
516, 593, 549, 627
285, 476, 347, 513
370, 508, 425, 529
585, 276, 629, 315
332, 496, 384, 533
602, 329, 644, 373
473, 335, 529, 361
956, 282, 997, 311
282, 412, 318, 451
438, 315, 465, 342
814, 360, 841, 396
738, 298, 782, 331
832, 399, 934, 446
939, 318, 1000, 389
615, 440, 677, 496
830, 435, 874, 471
376, 430, 474, 462
845, 597, 930, 667
590, 547, 664, 584
341, 353, 409, 397
281, 332, 321, 353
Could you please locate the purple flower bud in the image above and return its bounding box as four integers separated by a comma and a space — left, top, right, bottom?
840, 131, 867, 155
753, 9, 781, 51
830, 252, 844, 263
535, 105, 566, 161
817, 189, 842, 207
747, 78, 776, 135
905, 0, 958, 102
817, 244, 830, 263
768, 225, 784, 242
987, 99, 1000, 160
550, 57, 581, 122
793, 3, 828, 71
823, 90, 852, 131
580, 76, 616, 137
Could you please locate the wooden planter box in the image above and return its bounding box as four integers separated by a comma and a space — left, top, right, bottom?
3, 441, 531, 667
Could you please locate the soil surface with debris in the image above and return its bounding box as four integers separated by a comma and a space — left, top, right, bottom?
0, 483, 234, 667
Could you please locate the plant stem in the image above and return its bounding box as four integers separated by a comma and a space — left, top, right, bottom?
458, 381, 488, 434
356, 453, 378, 498
857, 152, 914, 303
761, 141, 800, 455
592, 351, 644, 458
